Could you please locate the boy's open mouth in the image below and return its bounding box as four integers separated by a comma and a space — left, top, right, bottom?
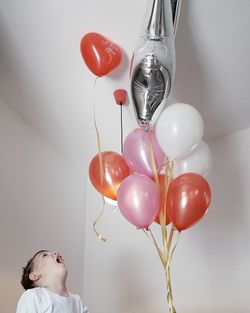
56, 255, 64, 264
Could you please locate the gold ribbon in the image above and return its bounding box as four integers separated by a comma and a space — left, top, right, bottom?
112, 205, 118, 214
92, 196, 107, 242
92, 77, 106, 242
148, 129, 159, 187
93, 77, 103, 186
145, 143, 180, 313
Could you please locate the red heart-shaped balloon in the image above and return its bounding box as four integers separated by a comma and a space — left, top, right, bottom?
80, 32, 122, 77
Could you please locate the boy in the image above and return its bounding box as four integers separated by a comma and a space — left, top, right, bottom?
16, 250, 89, 313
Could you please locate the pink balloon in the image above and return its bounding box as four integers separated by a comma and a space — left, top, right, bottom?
123, 128, 165, 177
117, 174, 160, 228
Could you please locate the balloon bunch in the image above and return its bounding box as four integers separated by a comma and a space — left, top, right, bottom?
81, 1, 212, 312
124, 1, 211, 311
122, 0, 212, 233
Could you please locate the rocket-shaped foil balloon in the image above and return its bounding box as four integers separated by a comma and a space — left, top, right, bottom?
131, 0, 181, 128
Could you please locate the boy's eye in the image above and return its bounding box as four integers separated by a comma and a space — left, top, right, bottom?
42, 253, 48, 257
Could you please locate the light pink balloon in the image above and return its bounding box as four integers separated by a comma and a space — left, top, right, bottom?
117, 174, 160, 229
123, 128, 165, 177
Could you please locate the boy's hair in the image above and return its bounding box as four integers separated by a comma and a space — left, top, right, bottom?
21, 250, 48, 290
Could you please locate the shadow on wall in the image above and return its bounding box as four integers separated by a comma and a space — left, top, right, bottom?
0, 98, 87, 312
111, 251, 158, 313
0, 13, 65, 157
0, 14, 42, 125
0, 268, 22, 312
172, 1, 213, 140
196, 130, 250, 307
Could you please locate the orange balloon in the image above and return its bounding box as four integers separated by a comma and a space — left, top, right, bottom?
167, 173, 211, 231
89, 151, 130, 200
154, 174, 171, 225
80, 32, 122, 77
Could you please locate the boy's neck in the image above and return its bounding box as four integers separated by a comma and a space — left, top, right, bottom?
46, 281, 69, 297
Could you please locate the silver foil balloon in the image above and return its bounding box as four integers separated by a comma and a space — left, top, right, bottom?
131, 0, 181, 128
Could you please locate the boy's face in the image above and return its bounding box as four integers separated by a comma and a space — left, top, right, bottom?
31, 250, 67, 285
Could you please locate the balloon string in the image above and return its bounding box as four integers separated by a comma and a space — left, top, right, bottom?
143, 157, 178, 313
112, 205, 118, 214
157, 159, 171, 173
167, 223, 175, 254
167, 227, 180, 268
92, 76, 106, 242
143, 225, 180, 312
158, 158, 169, 250
165, 229, 180, 313
92, 196, 107, 242
120, 104, 124, 154
164, 161, 174, 256
142, 228, 166, 267
158, 158, 174, 252
93, 77, 103, 184
148, 130, 159, 187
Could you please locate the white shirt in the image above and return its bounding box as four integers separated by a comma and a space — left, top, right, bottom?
16, 287, 89, 313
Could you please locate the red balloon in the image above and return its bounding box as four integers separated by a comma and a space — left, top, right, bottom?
167, 173, 211, 231
154, 174, 171, 225
89, 151, 130, 200
80, 32, 122, 77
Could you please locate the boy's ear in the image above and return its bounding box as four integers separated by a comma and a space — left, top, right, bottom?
29, 272, 41, 282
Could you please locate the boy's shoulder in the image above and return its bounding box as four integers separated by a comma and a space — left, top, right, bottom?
17, 288, 88, 313
20, 288, 82, 303
19, 287, 46, 298
20, 288, 80, 299
19, 287, 41, 300
16, 288, 45, 312
18, 287, 53, 306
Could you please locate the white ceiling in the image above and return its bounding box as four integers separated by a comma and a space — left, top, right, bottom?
173, 0, 250, 140
1, 0, 250, 160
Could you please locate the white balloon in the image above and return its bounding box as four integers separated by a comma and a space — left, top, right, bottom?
173, 141, 212, 177
151, 97, 177, 126
155, 103, 204, 159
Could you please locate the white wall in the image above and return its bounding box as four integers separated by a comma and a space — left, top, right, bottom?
0, 98, 86, 312
83, 127, 250, 313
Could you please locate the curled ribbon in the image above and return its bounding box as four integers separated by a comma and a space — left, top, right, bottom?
91, 77, 107, 242
92, 196, 107, 242
147, 139, 180, 313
